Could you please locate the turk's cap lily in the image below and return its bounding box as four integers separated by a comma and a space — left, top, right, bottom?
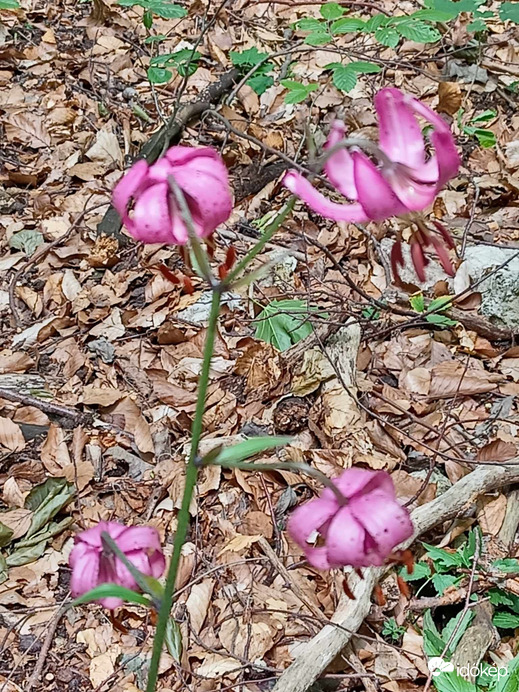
288, 468, 413, 570
112, 146, 233, 246
69, 521, 165, 609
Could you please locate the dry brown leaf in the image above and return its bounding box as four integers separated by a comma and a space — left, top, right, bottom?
0, 417, 25, 452
219, 533, 260, 555
63, 461, 95, 491
477, 493, 507, 536
0, 508, 33, 540
437, 81, 462, 115
82, 386, 124, 407
5, 112, 52, 149
185, 579, 215, 634
41, 424, 71, 473
428, 362, 499, 399
0, 351, 34, 374
85, 123, 123, 167
477, 439, 516, 462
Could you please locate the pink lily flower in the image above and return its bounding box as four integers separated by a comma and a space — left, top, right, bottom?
283, 87, 460, 281
112, 146, 233, 245
288, 468, 413, 570
69, 521, 165, 609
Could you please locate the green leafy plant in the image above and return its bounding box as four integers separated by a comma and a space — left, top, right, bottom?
461, 109, 497, 149
409, 293, 457, 328
230, 47, 275, 95
254, 298, 325, 351
148, 48, 201, 84
382, 616, 406, 642
280, 79, 319, 104
0, 0, 20, 8
118, 0, 186, 29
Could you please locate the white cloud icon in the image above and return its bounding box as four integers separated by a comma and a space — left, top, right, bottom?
428, 657, 455, 676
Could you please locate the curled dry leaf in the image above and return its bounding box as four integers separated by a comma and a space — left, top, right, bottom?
0, 417, 25, 452
477, 439, 517, 462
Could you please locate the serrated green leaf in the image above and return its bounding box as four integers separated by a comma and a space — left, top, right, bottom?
395, 19, 442, 43
331, 66, 357, 92
330, 17, 366, 34
281, 80, 319, 104
72, 583, 152, 608
9, 229, 44, 256
494, 611, 519, 629
492, 558, 519, 573
422, 610, 445, 657
411, 9, 454, 21
213, 437, 292, 466
147, 1, 186, 19
374, 26, 400, 47
500, 2, 519, 23
432, 572, 461, 595
401, 560, 431, 581
410, 293, 425, 312
365, 13, 389, 31
230, 47, 270, 67
347, 61, 382, 74
147, 66, 173, 84
0, 0, 20, 8
320, 2, 345, 20
247, 74, 274, 95
471, 109, 497, 123
423, 542, 464, 569
296, 18, 323, 31
431, 669, 476, 692
443, 610, 474, 653
495, 653, 519, 692
304, 31, 332, 45
467, 18, 487, 32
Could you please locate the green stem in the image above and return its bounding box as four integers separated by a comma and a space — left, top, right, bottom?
223, 197, 296, 287
213, 460, 348, 506
101, 532, 159, 603
146, 288, 222, 692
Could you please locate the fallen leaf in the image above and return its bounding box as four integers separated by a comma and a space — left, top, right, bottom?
437, 81, 462, 115
477, 439, 516, 462
5, 112, 51, 149
185, 579, 214, 634
0, 418, 25, 452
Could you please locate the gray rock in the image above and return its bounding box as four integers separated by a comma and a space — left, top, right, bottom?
458, 246, 519, 330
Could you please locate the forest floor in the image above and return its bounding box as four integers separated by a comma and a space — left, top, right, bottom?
1, 0, 519, 690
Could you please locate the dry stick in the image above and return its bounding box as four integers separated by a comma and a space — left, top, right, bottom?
0, 387, 91, 426
271, 462, 519, 692
25, 604, 68, 692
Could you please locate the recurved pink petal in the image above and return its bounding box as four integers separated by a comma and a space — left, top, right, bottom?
325, 506, 370, 568
331, 468, 394, 501
112, 160, 149, 224
324, 121, 358, 200
283, 171, 370, 222
376, 88, 426, 170
353, 153, 407, 220
383, 164, 437, 212
117, 526, 162, 554
149, 548, 166, 578
350, 491, 413, 557
130, 182, 175, 244
76, 521, 126, 549
428, 129, 461, 188
70, 550, 100, 598
304, 546, 331, 570
287, 495, 338, 549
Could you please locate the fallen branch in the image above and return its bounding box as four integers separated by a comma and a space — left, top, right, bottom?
96, 68, 239, 238
272, 461, 519, 692
0, 387, 91, 428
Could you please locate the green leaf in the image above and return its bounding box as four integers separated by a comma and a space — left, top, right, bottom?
423, 542, 464, 569
281, 80, 319, 104
428, 295, 453, 312
9, 229, 44, 256
330, 17, 366, 34
71, 583, 152, 607
500, 2, 519, 23
254, 297, 321, 347
410, 293, 425, 312
495, 653, 519, 692
6, 539, 47, 567
24, 478, 75, 538
492, 558, 519, 573
471, 109, 497, 123
0, 554, 7, 585
146, 1, 186, 19
489, 588, 519, 612
0, 0, 20, 8
347, 61, 382, 74
320, 2, 345, 20
147, 66, 173, 84
422, 610, 445, 657
296, 18, 323, 31
467, 17, 487, 32
431, 669, 477, 692
395, 19, 442, 43
230, 47, 270, 67
432, 573, 461, 595
374, 26, 400, 47
247, 74, 274, 95
213, 437, 292, 466
331, 66, 357, 92
144, 34, 167, 43
426, 314, 458, 327
304, 31, 332, 45
442, 609, 474, 654
0, 522, 14, 548
493, 611, 519, 629
365, 13, 389, 31
411, 9, 454, 21
143, 8, 153, 28
463, 124, 496, 148
165, 619, 183, 660
401, 561, 431, 581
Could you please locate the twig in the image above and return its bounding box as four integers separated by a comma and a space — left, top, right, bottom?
26, 604, 68, 692
0, 387, 91, 427
271, 462, 519, 692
